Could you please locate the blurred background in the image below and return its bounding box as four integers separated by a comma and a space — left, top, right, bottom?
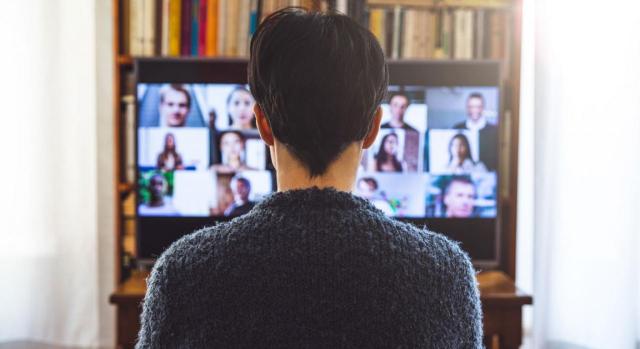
0, 0, 638, 348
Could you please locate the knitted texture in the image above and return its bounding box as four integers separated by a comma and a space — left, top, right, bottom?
136, 187, 483, 348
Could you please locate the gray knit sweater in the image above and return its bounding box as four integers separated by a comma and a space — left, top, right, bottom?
136, 187, 483, 348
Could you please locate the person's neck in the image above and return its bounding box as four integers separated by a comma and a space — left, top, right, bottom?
273, 141, 362, 193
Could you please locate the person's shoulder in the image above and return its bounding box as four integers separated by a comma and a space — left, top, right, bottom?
380, 217, 475, 274
153, 222, 235, 274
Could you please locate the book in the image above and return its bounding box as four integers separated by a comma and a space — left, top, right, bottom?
168, 0, 181, 56
224, 0, 239, 56
237, 0, 251, 57
369, 8, 386, 53
391, 5, 402, 59
143, 0, 157, 55
160, 0, 170, 55
198, 0, 207, 56
180, 0, 192, 55
129, 0, 144, 55
191, 0, 200, 55
122, 95, 136, 183
217, 0, 227, 55
205, 0, 218, 56
474, 9, 485, 59
122, 0, 131, 54
402, 9, 416, 58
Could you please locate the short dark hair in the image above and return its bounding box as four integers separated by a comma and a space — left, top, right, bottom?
249, 8, 388, 176
467, 92, 484, 104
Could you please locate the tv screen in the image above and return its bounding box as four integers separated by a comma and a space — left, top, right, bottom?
135, 59, 502, 268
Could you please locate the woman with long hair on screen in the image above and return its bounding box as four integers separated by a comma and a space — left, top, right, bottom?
156, 133, 184, 171
211, 130, 257, 174
446, 133, 487, 174
227, 86, 256, 130
372, 132, 404, 172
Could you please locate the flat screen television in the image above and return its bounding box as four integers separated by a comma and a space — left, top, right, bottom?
135, 58, 503, 268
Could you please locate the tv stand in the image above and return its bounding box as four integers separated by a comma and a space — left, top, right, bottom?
110, 270, 532, 349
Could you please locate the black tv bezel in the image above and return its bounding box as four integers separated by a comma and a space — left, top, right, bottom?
134, 58, 503, 270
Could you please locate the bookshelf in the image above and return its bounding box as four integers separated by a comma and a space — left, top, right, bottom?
111, 1, 528, 346
112, 0, 522, 281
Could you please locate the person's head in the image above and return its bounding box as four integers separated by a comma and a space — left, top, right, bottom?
466, 93, 485, 122
388, 93, 410, 123
443, 176, 476, 218
159, 84, 191, 127
230, 176, 251, 203
357, 177, 378, 197
164, 133, 176, 152
380, 132, 399, 156
227, 86, 256, 129
448, 133, 472, 162
148, 174, 166, 204
219, 131, 246, 163
249, 8, 388, 179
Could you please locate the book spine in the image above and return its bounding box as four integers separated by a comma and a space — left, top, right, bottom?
391, 5, 402, 59
440, 9, 452, 58
144, 0, 157, 56
122, 95, 136, 183
237, 0, 250, 57
161, 0, 170, 55
205, 0, 218, 56
369, 9, 383, 48
217, 0, 227, 55
427, 10, 437, 58
474, 9, 485, 59
122, 0, 131, 55
402, 9, 415, 59
191, 0, 199, 55
129, 0, 141, 56
181, 0, 192, 55
198, 0, 207, 56
225, 0, 239, 56
168, 0, 181, 55
249, 0, 259, 38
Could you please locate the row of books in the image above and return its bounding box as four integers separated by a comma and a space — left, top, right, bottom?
124, 0, 341, 57
369, 6, 510, 60
123, 0, 511, 60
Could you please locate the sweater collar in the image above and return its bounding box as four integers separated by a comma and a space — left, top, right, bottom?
254, 186, 379, 213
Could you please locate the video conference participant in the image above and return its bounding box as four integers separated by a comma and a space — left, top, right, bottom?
356, 177, 394, 215
138, 9, 481, 348
453, 92, 498, 170
223, 176, 256, 217
211, 130, 257, 174
442, 176, 477, 218
372, 132, 404, 172
158, 84, 191, 127
156, 133, 184, 171
138, 173, 178, 216
446, 133, 487, 174
381, 93, 418, 132
226, 85, 257, 130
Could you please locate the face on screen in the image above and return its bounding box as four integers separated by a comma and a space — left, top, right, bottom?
356, 85, 499, 219
137, 83, 273, 218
